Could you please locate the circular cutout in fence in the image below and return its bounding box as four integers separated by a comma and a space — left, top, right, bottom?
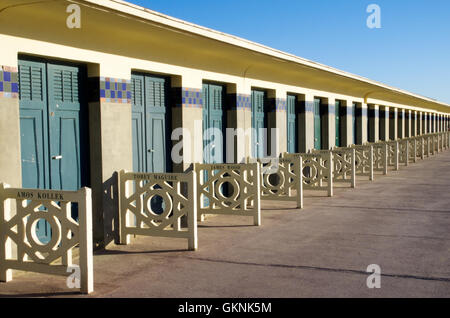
218, 181, 235, 199
302, 164, 317, 180
144, 190, 173, 219
149, 195, 165, 215
216, 177, 240, 201
26, 211, 61, 253
267, 173, 281, 187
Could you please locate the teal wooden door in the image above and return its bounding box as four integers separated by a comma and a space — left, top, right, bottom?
252, 90, 266, 158
313, 98, 321, 150
47, 64, 83, 191
19, 58, 86, 243
335, 100, 341, 147
202, 83, 224, 164
131, 73, 168, 174
131, 74, 145, 173
352, 103, 357, 144
286, 94, 297, 153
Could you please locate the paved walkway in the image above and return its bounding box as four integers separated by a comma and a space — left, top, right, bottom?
1, 151, 450, 298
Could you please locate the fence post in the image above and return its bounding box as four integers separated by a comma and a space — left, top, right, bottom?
413, 139, 417, 163
395, 141, 399, 171
369, 145, 374, 181
0, 183, 12, 283
253, 163, 262, 225
383, 143, 388, 175
405, 140, 409, 167
351, 148, 356, 188
78, 187, 94, 294
420, 137, 424, 159
188, 170, 198, 250
118, 170, 131, 245
328, 151, 333, 197
297, 157, 304, 209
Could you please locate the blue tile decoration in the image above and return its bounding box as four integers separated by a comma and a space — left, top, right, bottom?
181, 88, 203, 108
0, 65, 19, 98
236, 94, 251, 110
99, 77, 131, 104
276, 98, 286, 112
305, 101, 315, 113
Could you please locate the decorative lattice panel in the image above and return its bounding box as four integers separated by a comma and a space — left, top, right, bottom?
285, 152, 333, 197
398, 140, 409, 166
352, 145, 374, 180
386, 141, 399, 170
251, 157, 303, 209
0, 184, 93, 294
118, 170, 198, 251
408, 139, 417, 163
317, 149, 355, 187
423, 136, 431, 157
195, 163, 261, 226
415, 137, 424, 160
372, 143, 388, 175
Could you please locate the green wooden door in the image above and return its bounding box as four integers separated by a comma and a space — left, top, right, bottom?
314, 99, 321, 150
19, 58, 87, 243
202, 83, 225, 164
335, 100, 341, 147
252, 90, 266, 158
286, 95, 297, 153
131, 73, 168, 174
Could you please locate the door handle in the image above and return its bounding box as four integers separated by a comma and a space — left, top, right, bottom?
52, 155, 63, 160
148, 149, 155, 153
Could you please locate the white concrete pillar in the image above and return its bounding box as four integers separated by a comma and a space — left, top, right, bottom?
412, 111, 417, 137
356, 102, 368, 144
405, 109, 412, 137
369, 104, 379, 142
389, 107, 398, 140
299, 94, 315, 153
398, 108, 405, 139
379, 106, 389, 141
343, 100, 354, 146
327, 97, 336, 150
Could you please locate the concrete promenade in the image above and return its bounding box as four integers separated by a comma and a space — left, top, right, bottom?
1, 151, 450, 298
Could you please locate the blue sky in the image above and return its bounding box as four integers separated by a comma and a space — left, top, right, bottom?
128, 0, 450, 104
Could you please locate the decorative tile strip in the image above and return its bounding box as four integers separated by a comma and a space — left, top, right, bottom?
99, 77, 131, 104
182, 88, 202, 108
275, 98, 287, 112
0, 66, 19, 98
237, 94, 251, 110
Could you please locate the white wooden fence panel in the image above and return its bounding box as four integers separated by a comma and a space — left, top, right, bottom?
0, 184, 93, 294
118, 170, 198, 251
285, 152, 333, 197
352, 145, 374, 180
250, 157, 303, 209
195, 163, 261, 226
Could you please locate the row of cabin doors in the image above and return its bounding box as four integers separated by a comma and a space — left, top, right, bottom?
19, 57, 89, 244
